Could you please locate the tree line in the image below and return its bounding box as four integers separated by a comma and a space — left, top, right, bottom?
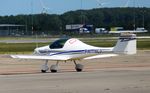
0, 7, 149, 35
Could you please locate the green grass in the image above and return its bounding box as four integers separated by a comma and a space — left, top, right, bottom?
137, 41, 150, 50
0, 43, 49, 54
0, 39, 150, 54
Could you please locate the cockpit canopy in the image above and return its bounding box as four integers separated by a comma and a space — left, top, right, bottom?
49, 38, 69, 49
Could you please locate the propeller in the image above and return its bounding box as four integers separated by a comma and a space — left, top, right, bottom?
33, 47, 40, 55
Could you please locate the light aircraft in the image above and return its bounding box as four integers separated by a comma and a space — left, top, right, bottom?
11, 33, 136, 73
109, 30, 148, 34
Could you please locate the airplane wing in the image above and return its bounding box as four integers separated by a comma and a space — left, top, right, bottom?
11, 55, 71, 61
84, 54, 118, 60
11, 54, 118, 61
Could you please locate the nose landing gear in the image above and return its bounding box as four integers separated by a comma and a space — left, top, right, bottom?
50, 62, 59, 73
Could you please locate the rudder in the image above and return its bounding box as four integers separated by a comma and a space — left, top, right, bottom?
113, 34, 136, 55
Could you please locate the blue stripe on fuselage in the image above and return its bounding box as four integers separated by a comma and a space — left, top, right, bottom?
50, 49, 109, 56
38, 49, 112, 56
49, 50, 86, 56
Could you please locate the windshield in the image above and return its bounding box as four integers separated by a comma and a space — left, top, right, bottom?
49, 38, 69, 49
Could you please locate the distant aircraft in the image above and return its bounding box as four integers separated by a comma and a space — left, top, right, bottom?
109, 29, 148, 34
11, 33, 136, 73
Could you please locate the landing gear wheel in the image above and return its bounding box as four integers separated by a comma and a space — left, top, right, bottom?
50, 65, 58, 73
41, 64, 49, 73
41, 70, 47, 73
75, 64, 84, 72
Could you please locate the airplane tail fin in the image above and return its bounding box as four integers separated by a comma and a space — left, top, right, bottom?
113, 34, 136, 55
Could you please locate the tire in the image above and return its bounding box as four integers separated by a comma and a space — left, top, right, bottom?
50, 65, 58, 73
75, 64, 83, 72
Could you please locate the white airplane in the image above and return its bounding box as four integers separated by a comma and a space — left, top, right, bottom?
11, 33, 136, 73
109, 30, 148, 34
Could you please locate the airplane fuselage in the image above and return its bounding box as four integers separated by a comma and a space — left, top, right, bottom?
35, 45, 113, 60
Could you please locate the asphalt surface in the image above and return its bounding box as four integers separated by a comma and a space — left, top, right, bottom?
0, 50, 150, 93
0, 69, 150, 93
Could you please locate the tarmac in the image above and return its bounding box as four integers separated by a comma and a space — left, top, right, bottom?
0, 50, 150, 93
0, 68, 150, 93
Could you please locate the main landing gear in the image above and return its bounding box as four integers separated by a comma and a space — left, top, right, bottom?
41, 60, 49, 73
50, 62, 59, 73
41, 60, 84, 73
41, 60, 59, 73
74, 61, 84, 72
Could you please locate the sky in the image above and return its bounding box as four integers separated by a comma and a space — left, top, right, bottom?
0, 0, 149, 16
